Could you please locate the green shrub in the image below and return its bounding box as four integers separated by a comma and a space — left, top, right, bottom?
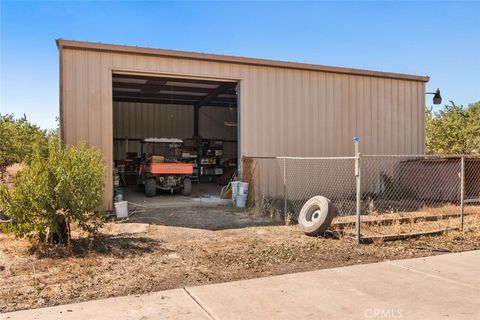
0, 114, 49, 167
426, 101, 480, 154
0, 137, 105, 244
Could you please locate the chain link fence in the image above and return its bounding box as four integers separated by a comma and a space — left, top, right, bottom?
244, 154, 480, 243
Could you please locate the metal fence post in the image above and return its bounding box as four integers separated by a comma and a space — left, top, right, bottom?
354, 137, 361, 244
355, 153, 362, 244
460, 155, 465, 230
283, 157, 287, 216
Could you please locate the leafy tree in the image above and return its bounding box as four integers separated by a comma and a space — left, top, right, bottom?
426, 101, 480, 154
0, 137, 105, 244
0, 114, 49, 167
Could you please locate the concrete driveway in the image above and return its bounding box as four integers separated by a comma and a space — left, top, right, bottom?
3, 251, 479, 320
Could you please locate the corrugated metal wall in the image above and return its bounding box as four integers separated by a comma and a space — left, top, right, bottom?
113, 102, 193, 140
60, 47, 426, 210
112, 101, 237, 160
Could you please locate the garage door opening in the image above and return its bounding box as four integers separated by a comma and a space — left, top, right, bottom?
112, 73, 239, 208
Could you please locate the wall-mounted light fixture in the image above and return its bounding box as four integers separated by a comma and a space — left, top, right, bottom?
426, 88, 442, 105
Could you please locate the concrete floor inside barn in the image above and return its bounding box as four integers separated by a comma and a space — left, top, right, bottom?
124, 183, 229, 208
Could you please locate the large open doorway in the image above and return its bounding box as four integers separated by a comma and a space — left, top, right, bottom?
112, 73, 239, 210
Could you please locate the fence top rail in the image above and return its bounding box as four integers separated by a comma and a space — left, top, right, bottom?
243, 156, 277, 160
362, 154, 475, 158
245, 154, 480, 160
276, 156, 356, 160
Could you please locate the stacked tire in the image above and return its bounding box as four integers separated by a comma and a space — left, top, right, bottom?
298, 196, 338, 236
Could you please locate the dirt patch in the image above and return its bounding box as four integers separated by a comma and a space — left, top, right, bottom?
118, 205, 281, 230
1, 218, 480, 313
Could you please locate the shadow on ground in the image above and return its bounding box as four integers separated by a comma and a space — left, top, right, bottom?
127, 206, 283, 231
33, 235, 169, 259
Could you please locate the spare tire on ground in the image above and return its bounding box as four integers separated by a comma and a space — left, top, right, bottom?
298, 196, 338, 236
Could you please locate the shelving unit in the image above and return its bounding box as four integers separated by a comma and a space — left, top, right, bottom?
198, 139, 224, 182
181, 138, 226, 183
180, 143, 199, 183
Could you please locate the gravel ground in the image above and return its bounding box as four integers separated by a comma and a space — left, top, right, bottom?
1, 210, 480, 313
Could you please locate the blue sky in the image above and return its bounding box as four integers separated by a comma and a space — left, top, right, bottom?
1, 1, 479, 129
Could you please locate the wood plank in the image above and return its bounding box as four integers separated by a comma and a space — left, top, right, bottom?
356, 228, 459, 244
332, 211, 477, 229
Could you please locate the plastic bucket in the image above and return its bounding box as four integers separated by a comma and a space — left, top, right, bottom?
236, 195, 247, 208
114, 201, 128, 218
231, 181, 240, 202
238, 182, 249, 196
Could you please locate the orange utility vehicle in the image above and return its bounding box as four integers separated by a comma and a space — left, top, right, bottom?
137, 138, 193, 197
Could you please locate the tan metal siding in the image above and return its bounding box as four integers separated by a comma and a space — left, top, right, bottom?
113, 102, 193, 139
112, 102, 236, 141
58, 40, 429, 82
61, 47, 426, 210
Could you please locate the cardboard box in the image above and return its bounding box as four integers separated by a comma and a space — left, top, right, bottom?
203, 168, 216, 175
201, 158, 216, 165
182, 152, 197, 159
184, 137, 202, 147
151, 155, 165, 163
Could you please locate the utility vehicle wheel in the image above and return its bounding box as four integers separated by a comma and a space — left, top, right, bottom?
145, 178, 156, 197
298, 196, 338, 236
181, 178, 192, 196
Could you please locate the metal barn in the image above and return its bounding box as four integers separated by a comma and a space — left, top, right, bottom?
57, 40, 429, 210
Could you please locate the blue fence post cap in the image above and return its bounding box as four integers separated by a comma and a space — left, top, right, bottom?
353, 136, 360, 142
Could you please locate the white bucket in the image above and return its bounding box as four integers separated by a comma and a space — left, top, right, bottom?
236, 194, 247, 208
114, 201, 128, 218
231, 181, 240, 202
238, 182, 249, 196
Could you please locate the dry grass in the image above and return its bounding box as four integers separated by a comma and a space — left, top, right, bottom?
1, 218, 480, 313
332, 206, 480, 240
